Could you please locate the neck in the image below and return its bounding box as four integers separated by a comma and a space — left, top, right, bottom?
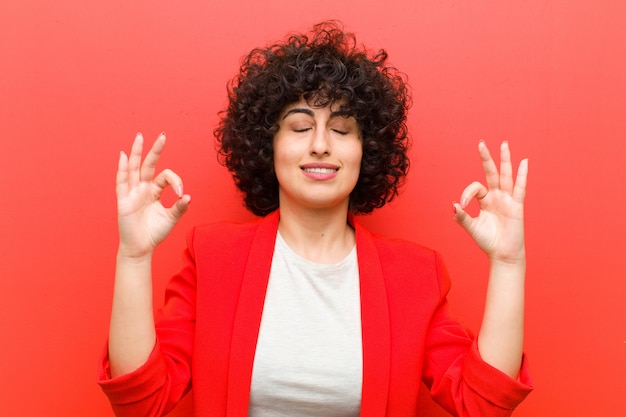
277, 202, 356, 264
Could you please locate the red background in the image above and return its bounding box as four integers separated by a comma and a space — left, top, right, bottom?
1, 1, 625, 416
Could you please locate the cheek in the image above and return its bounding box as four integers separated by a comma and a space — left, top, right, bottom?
272, 147, 301, 183
273, 147, 293, 170
351, 147, 363, 171
346, 149, 363, 184
272, 138, 287, 168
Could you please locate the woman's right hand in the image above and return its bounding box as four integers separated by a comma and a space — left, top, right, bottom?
116, 133, 191, 259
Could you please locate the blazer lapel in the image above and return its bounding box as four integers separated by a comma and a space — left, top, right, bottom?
226, 211, 279, 416
225, 212, 391, 416
352, 215, 391, 416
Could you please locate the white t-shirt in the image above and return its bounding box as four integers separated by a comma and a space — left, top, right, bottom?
248, 232, 363, 417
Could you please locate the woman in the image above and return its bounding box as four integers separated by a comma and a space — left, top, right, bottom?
99, 22, 533, 416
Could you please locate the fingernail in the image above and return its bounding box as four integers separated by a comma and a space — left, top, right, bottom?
452, 202, 457, 214
460, 198, 468, 208
159, 131, 166, 138
176, 186, 183, 197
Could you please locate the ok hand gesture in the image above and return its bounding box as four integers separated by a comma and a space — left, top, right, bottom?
116, 133, 191, 259
453, 141, 528, 264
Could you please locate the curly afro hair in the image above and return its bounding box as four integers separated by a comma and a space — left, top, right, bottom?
215, 21, 411, 216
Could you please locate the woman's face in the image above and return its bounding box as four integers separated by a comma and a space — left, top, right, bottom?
273, 98, 362, 213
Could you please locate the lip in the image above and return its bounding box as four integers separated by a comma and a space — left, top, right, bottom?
300, 163, 340, 180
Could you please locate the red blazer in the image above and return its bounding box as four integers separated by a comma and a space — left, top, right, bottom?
98, 211, 532, 416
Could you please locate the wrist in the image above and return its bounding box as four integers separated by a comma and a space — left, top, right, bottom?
489, 255, 526, 267
116, 247, 154, 264
488, 255, 526, 281
488, 246, 526, 266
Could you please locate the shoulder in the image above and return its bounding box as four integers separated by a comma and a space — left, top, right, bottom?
185, 216, 264, 255
373, 233, 445, 275
192, 218, 262, 239
354, 221, 450, 296
372, 232, 436, 256
358, 223, 442, 266
186, 211, 279, 256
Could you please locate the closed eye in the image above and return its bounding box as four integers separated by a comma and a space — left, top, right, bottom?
332, 129, 348, 135
294, 128, 311, 133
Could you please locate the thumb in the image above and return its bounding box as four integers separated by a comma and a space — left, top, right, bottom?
452, 202, 474, 233
168, 194, 191, 222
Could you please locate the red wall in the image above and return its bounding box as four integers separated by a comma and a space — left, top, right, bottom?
1, 1, 624, 416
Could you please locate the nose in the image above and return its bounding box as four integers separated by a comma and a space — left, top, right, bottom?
310, 127, 331, 156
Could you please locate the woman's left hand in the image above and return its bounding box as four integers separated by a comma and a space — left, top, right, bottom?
453, 141, 528, 264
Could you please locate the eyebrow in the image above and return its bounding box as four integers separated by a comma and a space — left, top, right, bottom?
281, 107, 352, 120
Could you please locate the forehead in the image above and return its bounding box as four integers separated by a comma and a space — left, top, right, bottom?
280, 97, 352, 119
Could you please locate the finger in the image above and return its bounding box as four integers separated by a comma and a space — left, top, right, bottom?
141, 133, 167, 182
499, 141, 514, 194
128, 133, 144, 187
153, 168, 184, 198
459, 181, 489, 209
512, 158, 529, 203
479, 141, 500, 190
116, 151, 129, 198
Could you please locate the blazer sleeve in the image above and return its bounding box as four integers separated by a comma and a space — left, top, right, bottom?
97, 228, 199, 417
421, 252, 534, 417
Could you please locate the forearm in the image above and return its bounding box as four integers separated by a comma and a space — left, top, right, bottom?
108, 251, 157, 378
477, 257, 526, 379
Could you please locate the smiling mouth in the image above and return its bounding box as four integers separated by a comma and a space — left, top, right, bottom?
302, 167, 338, 174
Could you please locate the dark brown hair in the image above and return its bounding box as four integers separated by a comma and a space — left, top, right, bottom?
215, 21, 411, 216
